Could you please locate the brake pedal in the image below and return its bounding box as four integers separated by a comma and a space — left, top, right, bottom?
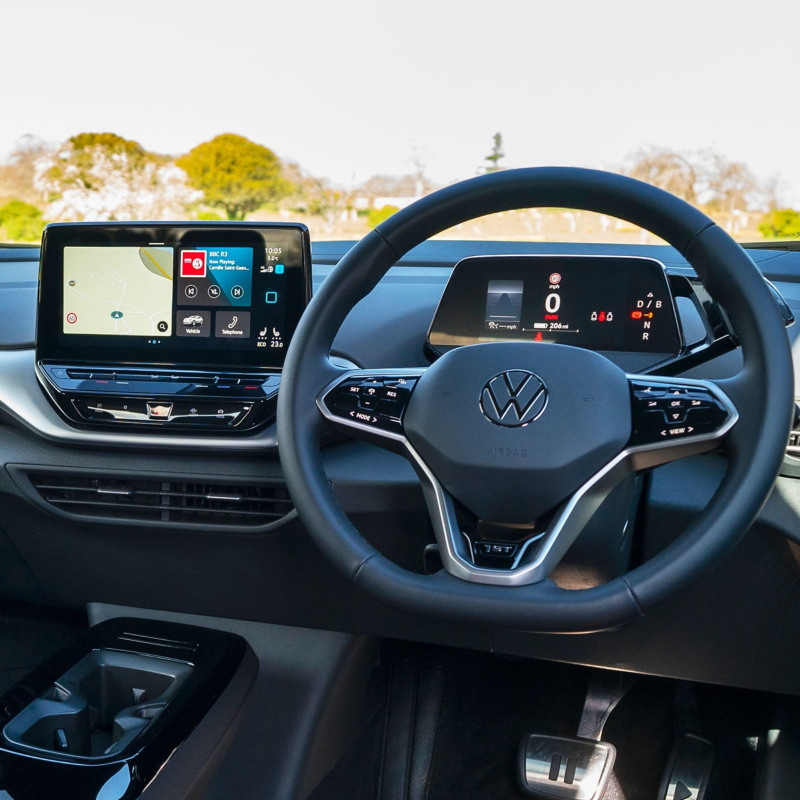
658, 733, 713, 800
519, 734, 615, 799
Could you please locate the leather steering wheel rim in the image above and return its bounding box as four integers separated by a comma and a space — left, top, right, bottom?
277, 167, 794, 633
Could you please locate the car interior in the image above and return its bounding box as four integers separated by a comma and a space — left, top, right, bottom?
0, 166, 799, 800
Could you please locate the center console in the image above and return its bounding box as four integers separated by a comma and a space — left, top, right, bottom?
0, 617, 248, 799
35, 222, 311, 434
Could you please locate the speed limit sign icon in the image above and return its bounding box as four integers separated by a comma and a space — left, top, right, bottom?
67, 312, 77, 324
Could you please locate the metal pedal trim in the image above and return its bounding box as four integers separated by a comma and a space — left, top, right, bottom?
658, 733, 714, 800
519, 734, 616, 800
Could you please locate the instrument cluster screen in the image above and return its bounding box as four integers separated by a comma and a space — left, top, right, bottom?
37, 222, 311, 369
430, 255, 682, 355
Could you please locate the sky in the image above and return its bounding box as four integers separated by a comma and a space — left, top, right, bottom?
2, 0, 798, 202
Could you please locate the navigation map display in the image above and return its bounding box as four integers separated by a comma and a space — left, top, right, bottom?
63, 247, 174, 336
37, 223, 311, 369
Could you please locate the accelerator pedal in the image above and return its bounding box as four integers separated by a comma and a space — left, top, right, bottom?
658, 733, 713, 800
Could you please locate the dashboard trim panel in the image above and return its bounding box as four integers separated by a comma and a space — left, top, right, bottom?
0, 350, 280, 451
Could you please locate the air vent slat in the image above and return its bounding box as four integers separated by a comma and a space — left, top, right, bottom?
44, 498, 288, 518
27, 472, 294, 529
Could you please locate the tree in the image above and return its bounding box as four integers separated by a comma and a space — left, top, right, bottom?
0, 135, 50, 206
177, 134, 290, 220
360, 173, 437, 198
34, 132, 199, 221
759, 209, 800, 239
0, 199, 44, 242
301, 177, 353, 231
624, 146, 699, 204
624, 146, 766, 215
702, 152, 758, 214
484, 133, 505, 173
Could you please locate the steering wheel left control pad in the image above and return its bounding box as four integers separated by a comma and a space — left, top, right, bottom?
323, 374, 418, 434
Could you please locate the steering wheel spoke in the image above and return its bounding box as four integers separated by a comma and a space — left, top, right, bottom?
625, 374, 738, 468
317, 368, 426, 453
317, 368, 739, 587
416, 373, 738, 586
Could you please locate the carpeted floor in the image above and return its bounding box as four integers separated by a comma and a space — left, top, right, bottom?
310, 640, 768, 800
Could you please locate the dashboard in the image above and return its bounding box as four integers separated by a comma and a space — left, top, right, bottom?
0, 237, 799, 696
4, 229, 793, 444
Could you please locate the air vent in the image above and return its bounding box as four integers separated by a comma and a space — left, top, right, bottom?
23, 471, 294, 530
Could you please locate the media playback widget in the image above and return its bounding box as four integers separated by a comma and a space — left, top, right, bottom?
177, 247, 253, 307
175, 246, 285, 345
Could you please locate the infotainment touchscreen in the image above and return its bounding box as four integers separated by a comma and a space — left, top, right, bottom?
37, 222, 310, 369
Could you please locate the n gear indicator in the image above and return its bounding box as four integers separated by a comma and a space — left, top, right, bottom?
633, 292, 664, 341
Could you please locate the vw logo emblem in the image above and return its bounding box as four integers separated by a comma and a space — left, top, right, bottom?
480, 370, 547, 427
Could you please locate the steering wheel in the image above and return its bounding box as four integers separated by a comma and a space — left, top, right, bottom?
277, 168, 794, 633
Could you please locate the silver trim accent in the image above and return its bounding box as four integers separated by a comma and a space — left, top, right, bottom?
0, 350, 279, 451
520, 734, 616, 800
480, 370, 548, 427
318, 370, 738, 586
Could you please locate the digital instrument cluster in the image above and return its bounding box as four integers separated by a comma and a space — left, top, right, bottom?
429, 255, 682, 357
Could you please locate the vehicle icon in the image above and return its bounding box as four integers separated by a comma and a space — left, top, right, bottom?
183, 314, 204, 325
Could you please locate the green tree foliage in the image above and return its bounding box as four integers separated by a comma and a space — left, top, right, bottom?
177, 134, 291, 220
759, 209, 800, 239
36, 132, 198, 221
484, 133, 505, 173
368, 205, 400, 229
0, 199, 45, 242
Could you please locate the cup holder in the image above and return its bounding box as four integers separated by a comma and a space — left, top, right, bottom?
3, 649, 193, 760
